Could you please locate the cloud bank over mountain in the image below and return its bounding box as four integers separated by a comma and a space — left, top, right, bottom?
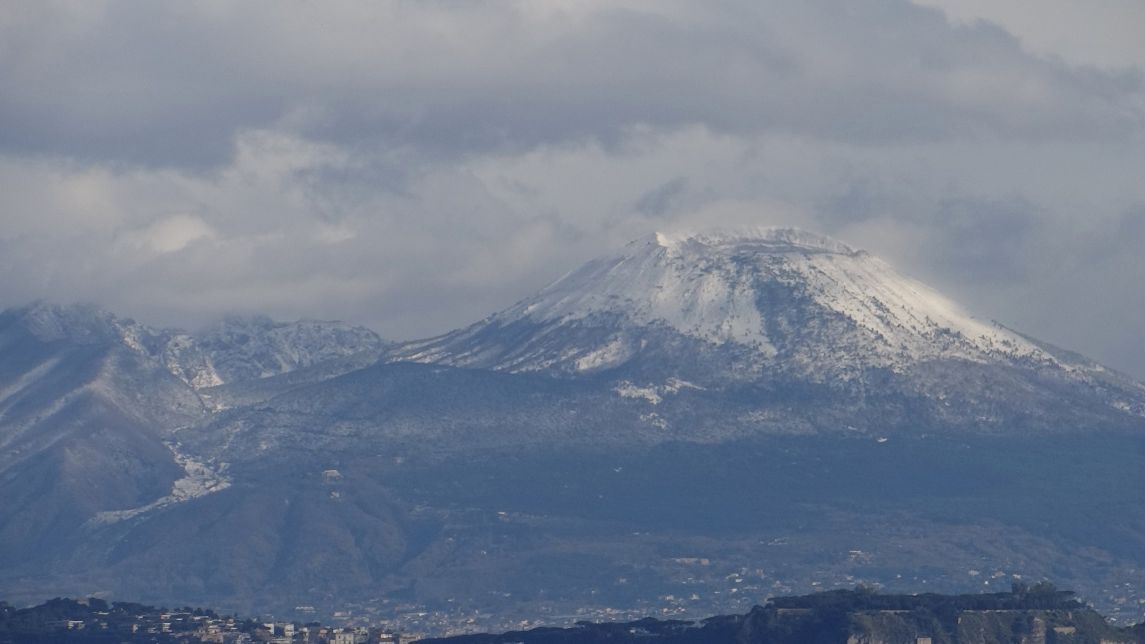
0, 0, 1141, 376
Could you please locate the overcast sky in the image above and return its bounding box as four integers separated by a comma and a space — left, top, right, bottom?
1, 0, 1142, 377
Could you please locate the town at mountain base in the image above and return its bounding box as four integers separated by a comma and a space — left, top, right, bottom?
3, 585, 1143, 643
425, 585, 1145, 644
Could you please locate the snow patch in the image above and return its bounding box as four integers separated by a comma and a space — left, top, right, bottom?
575, 337, 631, 372
640, 412, 669, 429
664, 377, 705, 393
87, 443, 230, 526
614, 378, 706, 405
163, 334, 224, 389
615, 382, 662, 405
1112, 400, 1144, 417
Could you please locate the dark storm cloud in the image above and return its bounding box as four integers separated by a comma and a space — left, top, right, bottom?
1, 0, 1139, 170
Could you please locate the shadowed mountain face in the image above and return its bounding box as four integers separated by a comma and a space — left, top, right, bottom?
0, 229, 1142, 630
0, 305, 203, 574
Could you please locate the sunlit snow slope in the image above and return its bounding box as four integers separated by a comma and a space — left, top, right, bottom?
395, 228, 1067, 378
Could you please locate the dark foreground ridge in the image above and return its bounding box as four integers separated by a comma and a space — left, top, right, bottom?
5, 585, 1143, 643
423, 585, 1145, 644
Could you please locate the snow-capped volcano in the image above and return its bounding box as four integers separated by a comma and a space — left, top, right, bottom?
1, 234, 1142, 621
395, 227, 1058, 378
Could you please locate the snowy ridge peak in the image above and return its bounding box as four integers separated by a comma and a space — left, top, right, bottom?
652, 226, 858, 256
0, 301, 385, 390
8, 301, 143, 346
166, 316, 386, 388
2, 302, 187, 363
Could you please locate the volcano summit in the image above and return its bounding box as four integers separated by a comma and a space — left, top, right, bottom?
395, 227, 1141, 434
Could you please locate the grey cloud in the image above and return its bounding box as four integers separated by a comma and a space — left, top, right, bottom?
0, 0, 1142, 379
984, 203, 1145, 379
635, 177, 688, 217
1081, 204, 1145, 266
817, 175, 901, 224
0, 136, 588, 338
1, 0, 1140, 170
926, 196, 1039, 280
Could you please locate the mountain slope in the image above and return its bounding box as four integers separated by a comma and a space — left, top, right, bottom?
163, 315, 386, 390
0, 303, 385, 575
391, 228, 1143, 432
0, 304, 205, 572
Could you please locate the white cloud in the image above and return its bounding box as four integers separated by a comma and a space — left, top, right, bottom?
122, 214, 216, 254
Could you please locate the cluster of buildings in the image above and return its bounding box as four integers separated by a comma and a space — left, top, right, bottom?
34, 605, 404, 643
251, 622, 400, 644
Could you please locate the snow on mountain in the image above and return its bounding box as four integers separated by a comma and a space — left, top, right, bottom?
1, 238, 1143, 622
163, 315, 386, 389
3, 302, 386, 391
394, 227, 1062, 378
0, 301, 387, 561
8, 301, 166, 352
0, 302, 205, 445
87, 440, 231, 527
